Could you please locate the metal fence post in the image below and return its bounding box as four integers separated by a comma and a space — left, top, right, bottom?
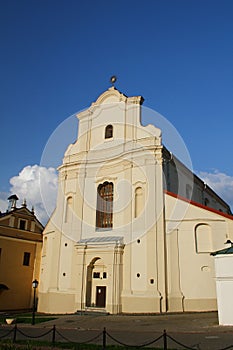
103, 327, 106, 350
163, 329, 167, 350
13, 324, 17, 343
52, 325, 56, 345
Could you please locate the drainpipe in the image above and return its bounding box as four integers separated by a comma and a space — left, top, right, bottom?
80, 244, 87, 312
162, 153, 168, 313
177, 229, 185, 312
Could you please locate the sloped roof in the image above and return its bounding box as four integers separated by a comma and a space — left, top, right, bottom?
0, 206, 44, 229
165, 190, 233, 221
211, 245, 233, 256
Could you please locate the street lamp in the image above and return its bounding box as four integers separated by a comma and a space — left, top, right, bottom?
32, 279, 39, 325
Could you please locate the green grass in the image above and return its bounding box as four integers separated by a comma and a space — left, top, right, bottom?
0, 314, 57, 325
16, 317, 56, 325
0, 340, 168, 349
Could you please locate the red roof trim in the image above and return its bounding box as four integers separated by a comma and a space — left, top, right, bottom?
165, 190, 233, 221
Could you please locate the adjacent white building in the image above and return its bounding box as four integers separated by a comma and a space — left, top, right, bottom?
212, 243, 233, 325
38, 86, 233, 314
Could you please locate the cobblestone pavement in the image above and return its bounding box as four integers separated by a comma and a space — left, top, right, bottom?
34, 311, 227, 333
1, 312, 233, 349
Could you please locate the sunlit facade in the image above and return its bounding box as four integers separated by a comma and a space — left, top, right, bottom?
38, 87, 233, 314
0, 197, 43, 310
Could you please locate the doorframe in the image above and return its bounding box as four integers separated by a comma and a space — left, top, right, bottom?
96, 286, 106, 308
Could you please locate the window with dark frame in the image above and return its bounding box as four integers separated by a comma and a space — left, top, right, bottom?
105, 125, 113, 139
23, 252, 30, 266
19, 219, 26, 230
93, 272, 100, 278
96, 182, 113, 229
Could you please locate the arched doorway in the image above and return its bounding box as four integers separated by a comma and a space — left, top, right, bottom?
86, 257, 107, 308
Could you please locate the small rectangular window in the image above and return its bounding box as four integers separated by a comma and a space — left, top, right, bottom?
93, 272, 100, 278
23, 252, 30, 266
19, 220, 26, 230
103, 272, 107, 279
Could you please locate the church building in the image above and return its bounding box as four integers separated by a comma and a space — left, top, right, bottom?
38, 86, 233, 314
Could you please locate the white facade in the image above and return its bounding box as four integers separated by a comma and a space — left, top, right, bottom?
212, 247, 233, 325
38, 87, 233, 314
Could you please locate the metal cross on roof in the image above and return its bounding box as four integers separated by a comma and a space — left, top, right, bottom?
110, 75, 117, 86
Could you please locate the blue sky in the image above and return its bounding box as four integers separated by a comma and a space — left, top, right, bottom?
0, 0, 233, 218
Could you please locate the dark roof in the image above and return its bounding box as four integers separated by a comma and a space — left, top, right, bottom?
0, 211, 8, 218
211, 246, 233, 256
162, 147, 232, 215
7, 194, 19, 200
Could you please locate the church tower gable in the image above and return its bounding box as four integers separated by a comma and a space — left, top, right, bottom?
64, 87, 161, 162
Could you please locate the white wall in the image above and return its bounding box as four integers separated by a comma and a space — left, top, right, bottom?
214, 254, 233, 325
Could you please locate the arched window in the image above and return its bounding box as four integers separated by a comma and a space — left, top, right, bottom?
134, 187, 143, 218
65, 196, 73, 223
105, 125, 113, 139
195, 224, 212, 253
96, 182, 113, 229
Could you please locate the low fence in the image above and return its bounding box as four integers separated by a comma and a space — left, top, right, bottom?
0, 325, 233, 350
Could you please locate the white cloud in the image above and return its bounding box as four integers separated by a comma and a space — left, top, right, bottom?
9, 165, 58, 225
0, 192, 9, 213
3, 166, 232, 226
198, 170, 233, 211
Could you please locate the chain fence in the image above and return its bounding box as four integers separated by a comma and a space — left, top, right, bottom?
1, 325, 233, 349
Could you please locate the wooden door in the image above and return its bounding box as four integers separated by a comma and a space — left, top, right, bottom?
96, 286, 106, 307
